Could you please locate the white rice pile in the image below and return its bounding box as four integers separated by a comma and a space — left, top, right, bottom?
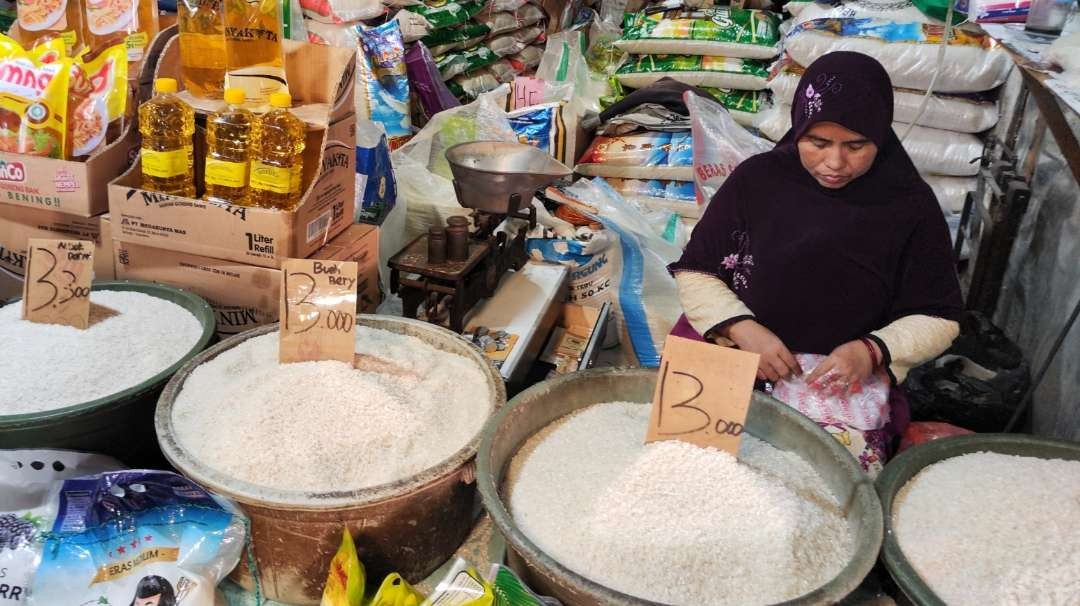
895, 452, 1080, 606
171, 328, 493, 493
0, 290, 203, 415
508, 402, 853, 605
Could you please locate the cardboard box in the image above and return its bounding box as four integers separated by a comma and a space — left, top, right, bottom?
0, 205, 115, 280
114, 224, 380, 336
0, 27, 178, 217
110, 38, 358, 268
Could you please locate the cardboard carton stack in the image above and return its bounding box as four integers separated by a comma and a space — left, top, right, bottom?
108, 37, 376, 337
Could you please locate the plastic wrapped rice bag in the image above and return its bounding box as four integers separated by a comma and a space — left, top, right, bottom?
576, 131, 695, 181
616, 8, 782, 60
508, 44, 544, 72
306, 19, 361, 47
448, 67, 503, 99
423, 21, 491, 55
476, 3, 545, 35
759, 104, 983, 176
437, 45, 499, 80
405, 0, 485, 31
0, 450, 246, 606
300, 0, 382, 24
616, 54, 770, 90
607, 177, 700, 218
358, 20, 412, 148
769, 60, 999, 133
488, 25, 545, 57
784, 18, 1013, 93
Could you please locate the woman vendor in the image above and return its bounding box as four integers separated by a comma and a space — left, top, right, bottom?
669, 52, 963, 473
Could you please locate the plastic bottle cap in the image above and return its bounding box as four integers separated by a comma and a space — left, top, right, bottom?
224, 88, 246, 105
269, 92, 292, 109
155, 78, 178, 94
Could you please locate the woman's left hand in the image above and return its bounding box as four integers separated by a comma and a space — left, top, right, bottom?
805, 340, 879, 393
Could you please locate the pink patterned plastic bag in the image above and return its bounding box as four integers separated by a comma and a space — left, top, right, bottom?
772, 353, 890, 431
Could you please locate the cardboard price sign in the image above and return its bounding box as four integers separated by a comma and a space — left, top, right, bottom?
279, 258, 359, 364
646, 335, 760, 454
21, 238, 94, 329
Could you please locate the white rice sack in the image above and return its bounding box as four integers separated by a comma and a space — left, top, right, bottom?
759, 104, 983, 176
508, 44, 544, 72
475, 4, 545, 36
791, 0, 943, 25
769, 62, 999, 133
606, 178, 701, 218
305, 20, 361, 47
615, 7, 782, 60
616, 54, 770, 90
784, 18, 1013, 93
925, 175, 975, 214
395, 9, 433, 42
300, 0, 382, 23
488, 25, 544, 57
576, 131, 695, 181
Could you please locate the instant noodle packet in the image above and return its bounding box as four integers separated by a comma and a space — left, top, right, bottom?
72, 43, 129, 155
0, 33, 72, 158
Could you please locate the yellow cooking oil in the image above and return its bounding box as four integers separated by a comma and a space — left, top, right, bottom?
249, 92, 305, 210
223, 0, 287, 111
178, 0, 226, 99
205, 88, 254, 205
139, 78, 195, 197
17, 0, 87, 55
84, 0, 159, 64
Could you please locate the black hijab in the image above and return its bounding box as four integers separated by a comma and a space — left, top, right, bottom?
670, 52, 963, 356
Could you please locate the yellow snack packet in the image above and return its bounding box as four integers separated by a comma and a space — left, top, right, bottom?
321, 528, 364, 606
0, 34, 71, 158
421, 559, 494, 606
370, 573, 425, 606
70, 43, 128, 155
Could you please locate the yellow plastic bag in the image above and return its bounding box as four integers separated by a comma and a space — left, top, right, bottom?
321, 528, 365, 606
369, 573, 425, 606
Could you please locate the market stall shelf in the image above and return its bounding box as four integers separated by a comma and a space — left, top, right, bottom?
477, 367, 884, 606
155, 317, 505, 605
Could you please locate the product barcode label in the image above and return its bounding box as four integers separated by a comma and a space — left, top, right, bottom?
306, 210, 332, 244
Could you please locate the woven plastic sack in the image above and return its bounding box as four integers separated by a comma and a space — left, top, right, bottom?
395, 8, 434, 42
769, 61, 999, 134
784, 17, 1013, 93
476, 3, 545, 35
615, 7, 781, 60
925, 175, 975, 214
576, 131, 694, 181
616, 54, 770, 90
686, 90, 773, 206
759, 104, 983, 176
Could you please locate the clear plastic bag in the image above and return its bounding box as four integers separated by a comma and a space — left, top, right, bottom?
686, 90, 773, 206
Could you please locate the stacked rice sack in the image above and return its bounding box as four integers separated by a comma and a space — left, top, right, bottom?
413, 0, 548, 102
762, 0, 1012, 239
612, 7, 783, 129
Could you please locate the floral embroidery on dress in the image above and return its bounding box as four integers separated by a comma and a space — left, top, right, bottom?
722, 230, 753, 290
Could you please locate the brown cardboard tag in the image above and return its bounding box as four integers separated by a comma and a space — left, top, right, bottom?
279, 258, 358, 364
645, 335, 760, 454
21, 239, 94, 329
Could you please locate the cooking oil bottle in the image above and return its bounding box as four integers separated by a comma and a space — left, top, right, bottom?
223, 0, 287, 111
178, 0, 226, 99
17, 0, 87, 55
140, 78, 195, 197
205, 87, 254, 205
249, 91, 305, 210
84, 0, 159, 65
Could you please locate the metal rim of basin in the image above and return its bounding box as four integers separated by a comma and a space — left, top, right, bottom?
0, 280, 215, 426
477, 366, 884, 606
876, 433, 1080, 606
155, 316, 507, 510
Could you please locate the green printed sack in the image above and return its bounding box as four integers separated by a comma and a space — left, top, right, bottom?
406, 0, 485, 31
616, 8, 781, 60
436, 45, 499, 80
616, 54, 770, 90
423, 21, 491, 55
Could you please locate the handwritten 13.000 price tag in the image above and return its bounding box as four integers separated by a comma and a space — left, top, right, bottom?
646, 335, 761, 454
22, 238, 94, 329
279, 258, 359, 364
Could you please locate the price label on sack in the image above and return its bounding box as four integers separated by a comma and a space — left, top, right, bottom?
279, 258, 359, 364
21, 238, 94, 329
645, 335, 760, 454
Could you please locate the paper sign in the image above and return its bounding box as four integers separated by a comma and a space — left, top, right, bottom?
511, 77, 545, 110
21, 238, 94, 329
279, 258, 358, 364
645, 335, 760, 454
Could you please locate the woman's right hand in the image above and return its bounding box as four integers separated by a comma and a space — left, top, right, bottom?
720, 320, 802, 382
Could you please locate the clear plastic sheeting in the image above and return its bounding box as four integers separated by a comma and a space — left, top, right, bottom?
995, 102, 1080, 441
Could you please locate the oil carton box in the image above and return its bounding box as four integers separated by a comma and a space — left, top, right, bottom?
109, 37, 358, 268
0, 26, 177, 217
115, 224, 380, 336
0, 204, 115, 280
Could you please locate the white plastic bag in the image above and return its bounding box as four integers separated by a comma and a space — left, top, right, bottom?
686, 90, 773, 206
772, 353, 891, 430
537, 30, 611, 115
